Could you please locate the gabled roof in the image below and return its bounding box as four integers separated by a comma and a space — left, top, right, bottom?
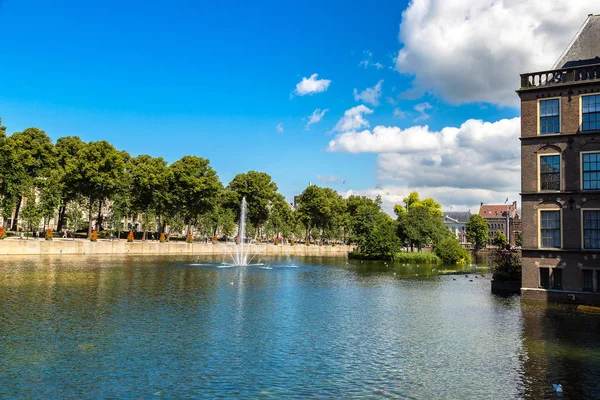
479, 204, 516, 219
442, 211, 471, 223
553, 14, 600, 69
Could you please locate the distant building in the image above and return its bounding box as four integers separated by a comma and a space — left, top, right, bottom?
518, 14, 600, 305
442, 211, 471, 243
479, 201, 521, 246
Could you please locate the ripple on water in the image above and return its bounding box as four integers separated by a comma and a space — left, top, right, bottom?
0, 255, 598, 399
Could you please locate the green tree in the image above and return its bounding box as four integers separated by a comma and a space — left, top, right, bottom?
169, 156, 221, 234
434, 236, 471, 264
0, 127, 57, 230
493, 230, 508, 248
64, 141, 126, 237
515, 231, 523, 247
55, 136, 86, 231
296, 185, 329, 243
128, 155, 171, 240
226, 171, 278, 237
401, 191, 443, 217
265, 195, 294, 240
350, 201, 401, 258
466, 214, 489, 252
397, 205, 449, 251
65, 200, 87, 233
21, 190, 42, 236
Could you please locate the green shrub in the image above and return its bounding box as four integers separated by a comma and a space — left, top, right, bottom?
492, 248, 521, 282
434, 237, 471, 264
392, 252, 440, 264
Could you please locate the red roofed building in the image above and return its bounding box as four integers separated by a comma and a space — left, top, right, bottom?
478, 201, 521, 246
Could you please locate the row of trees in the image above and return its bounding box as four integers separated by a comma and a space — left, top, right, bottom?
0, 120, 395, 244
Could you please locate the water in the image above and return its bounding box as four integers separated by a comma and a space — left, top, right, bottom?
0, 255, 599, 399
227, 197, 255, 266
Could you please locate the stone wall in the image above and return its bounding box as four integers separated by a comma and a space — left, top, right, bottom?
0, 239, 353, 257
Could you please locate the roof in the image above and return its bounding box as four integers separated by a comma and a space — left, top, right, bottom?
553, 14, 600, 69
479, 204, 517, 219
442, 211, 471, 223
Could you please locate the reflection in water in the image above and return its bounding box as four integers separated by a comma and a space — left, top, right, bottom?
0, 255, 598, 398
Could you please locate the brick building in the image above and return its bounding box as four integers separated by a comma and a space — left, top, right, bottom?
478, 202, 521, 246
518, 15, 600, 305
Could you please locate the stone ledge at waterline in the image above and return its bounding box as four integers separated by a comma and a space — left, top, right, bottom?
0, 239, 354, 256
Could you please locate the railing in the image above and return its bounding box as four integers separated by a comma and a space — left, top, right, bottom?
520, 63, 600, 89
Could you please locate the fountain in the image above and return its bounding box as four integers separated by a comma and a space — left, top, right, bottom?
228, 197, 258, 266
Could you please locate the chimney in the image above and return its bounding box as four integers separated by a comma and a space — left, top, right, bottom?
480, 202, 484, 207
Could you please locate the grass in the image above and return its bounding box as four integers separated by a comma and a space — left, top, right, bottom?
392, 252, 440, 264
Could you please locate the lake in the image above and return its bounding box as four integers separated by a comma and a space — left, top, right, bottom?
0, 255, 599, 399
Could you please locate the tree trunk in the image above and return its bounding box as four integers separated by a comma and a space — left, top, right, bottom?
87, 198, 95, 238
11, 197, 22, 231
97, 200, 103, 231
57, 205, 66, 231
142, 229, 147, 241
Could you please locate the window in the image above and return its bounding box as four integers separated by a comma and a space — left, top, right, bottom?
582, 95, 600, 131
583, 210, 600, 249
540, 210, 561, 248
552, 269, 562, 289
540, 267, 550, 288
540, 155, 560, 191
582, 152, 600, 190
583, 270, 594, 291
540, 99, 560, 134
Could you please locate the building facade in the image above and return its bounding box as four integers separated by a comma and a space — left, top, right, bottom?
478, 202, 520, 246
442, 211, 471, 243
518, 15, 600, 305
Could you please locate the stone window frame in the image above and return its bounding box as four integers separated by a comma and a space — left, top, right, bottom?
580, 150, 600, 191
580, 94, 600, 132
539, 265, 564, 290
538, 152, 561, 192
537, 97, 561, 135
580, 207, 600, 250
581, 268, 596, 292
538, 208, 563, 250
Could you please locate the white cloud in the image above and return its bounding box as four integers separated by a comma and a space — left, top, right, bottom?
276, 122, 284, 133
413, 102, 432, 121
328, 114, 522, 200
306, 108, 329, 129
353, 80, 383, 106
327, 125, 439, 154
395, 0, 598, 106
342, 185, 516, 216
393, 108, 407, 118
317, 175, 342, 184
332, 105, 373, 133
292, 73, 331, 97
358, 50, 384, 69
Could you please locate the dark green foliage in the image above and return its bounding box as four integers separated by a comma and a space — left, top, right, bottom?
397, 205, 450, 250
169, 156, 221, 233
466, 214, 489, 251
434, 237, 471, 264
492, 230, 507, 247
349, 198, 401, 258
226, 171, 278, 233
515, 231, 523, 247
491, 248, 522, 282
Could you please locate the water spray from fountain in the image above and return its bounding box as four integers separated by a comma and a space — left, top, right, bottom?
231, 197, 254, 266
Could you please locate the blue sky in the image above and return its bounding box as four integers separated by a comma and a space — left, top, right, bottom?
1, 0, 596, 211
